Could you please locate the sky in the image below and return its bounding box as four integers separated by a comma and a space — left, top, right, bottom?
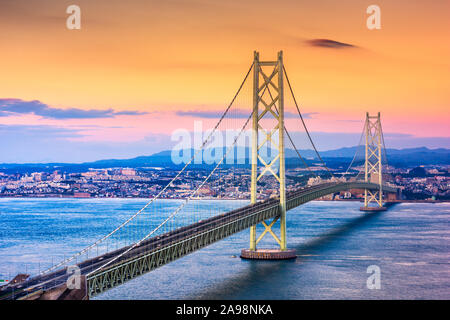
0, 0, 449, 163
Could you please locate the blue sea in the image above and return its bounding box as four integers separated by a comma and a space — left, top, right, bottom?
0, 198, 449, 299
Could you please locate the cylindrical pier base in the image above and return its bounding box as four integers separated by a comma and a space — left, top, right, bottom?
360, 206, 387, 212
240, 249, 297, 260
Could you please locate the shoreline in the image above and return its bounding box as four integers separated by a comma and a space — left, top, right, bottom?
0, 195, 447, 203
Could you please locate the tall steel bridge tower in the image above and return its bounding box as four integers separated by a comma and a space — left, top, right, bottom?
241, 51, 296, 259
360, 112, 387, 211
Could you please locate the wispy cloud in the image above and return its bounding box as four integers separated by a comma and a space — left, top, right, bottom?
0, 124, 83, 139
0, 98, 147, 119
337, 119, 361, 123
306, 39, 356, 49
176, 109, 317, 119
0, 124, 171, 163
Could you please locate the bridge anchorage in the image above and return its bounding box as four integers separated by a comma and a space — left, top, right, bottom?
240, 51, 296, 260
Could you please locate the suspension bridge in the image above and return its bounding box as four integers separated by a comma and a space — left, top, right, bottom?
0, 51, 398, 300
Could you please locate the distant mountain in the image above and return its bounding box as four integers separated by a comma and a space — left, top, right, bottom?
382, 147, 450, 166
0, 146, 448, 173
319, 146, 450, 166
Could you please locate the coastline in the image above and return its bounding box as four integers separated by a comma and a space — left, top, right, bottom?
0, 195, 447, 203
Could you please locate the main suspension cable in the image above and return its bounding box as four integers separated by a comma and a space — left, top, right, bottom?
264, 83, 317, 178
343, 120, 366, 176
380, 124, 389, 169
283, 65, 334, 177
40, 63, 254, 276
89, 108, 256, 276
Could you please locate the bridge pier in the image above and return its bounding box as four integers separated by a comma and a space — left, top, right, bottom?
359, 206, 387, 212
240, 249, 296, 260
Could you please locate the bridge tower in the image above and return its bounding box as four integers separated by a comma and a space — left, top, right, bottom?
360, 112, 387, 211
241, 51, 296, 260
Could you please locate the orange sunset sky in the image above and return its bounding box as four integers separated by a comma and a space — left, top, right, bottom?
0, 0, 449, 162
